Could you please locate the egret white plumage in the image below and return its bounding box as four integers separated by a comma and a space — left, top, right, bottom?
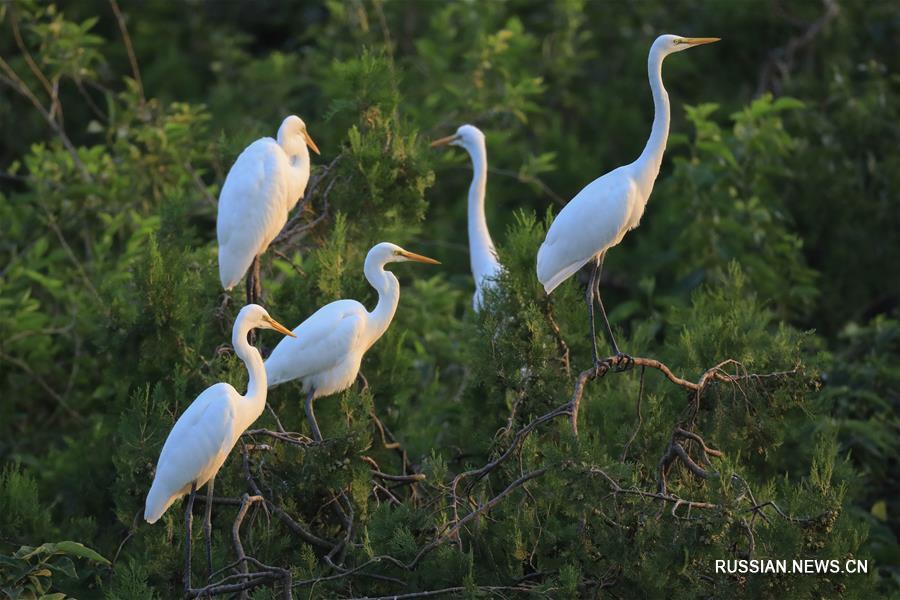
217, 115, 320, 305
265, 242, 439, 441
536, 35, 719, 365
431, 125, 502, 311
144, 304, 294, 587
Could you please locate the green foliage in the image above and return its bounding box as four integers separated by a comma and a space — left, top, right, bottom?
0, 1, 896, 598
636, 95, 818, 323
0, 540, 108, 600
0, 467, 51, 543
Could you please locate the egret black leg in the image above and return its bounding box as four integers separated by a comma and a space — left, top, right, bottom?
245, 255, 259, 306
184, 482, 197, 595
592, 253, 618, 355
304, 388, 350, 543
592, 255, 633, 371
305, 388, 322, 442
252, 255, 262, 305
245, 255, 261, 345
586, 257, 601, 366
203, 477, 214, 577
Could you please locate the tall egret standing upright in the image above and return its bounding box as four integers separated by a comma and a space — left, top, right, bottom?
537, 35, 719, 365
431, 125, 502, 311
144, 304, 294, 589
217, 115, 320, 306
265, 242, 440, 441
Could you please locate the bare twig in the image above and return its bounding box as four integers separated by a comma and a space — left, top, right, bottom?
0, 57, 91, 181
273, 155, 342, 248
244, 428, 316, 448
108, 0, 145, 103
620, 365, 645, 462
588, 466, 719, 516
44, 211, 105, 310
240, 445, 333, 550
569, 353, 800, 436
756, 0, 840, 95
541, 299, 570, 374
346, 585, 558, 600
184, 161, 218, 207
411, 468, 547, 569
361, 456, 426, 483
9, 6, 59, 120
0, 350, 82, 420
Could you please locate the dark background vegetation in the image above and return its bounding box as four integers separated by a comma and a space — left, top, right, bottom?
1, 0, 897, 597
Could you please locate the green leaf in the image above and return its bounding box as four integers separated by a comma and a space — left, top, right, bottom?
53, 542, 109, 565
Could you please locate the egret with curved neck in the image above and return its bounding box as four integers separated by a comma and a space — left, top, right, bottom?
265, 242, 440, 440
537, 34, 719, 366
431, 125, 502, 311
217, 115, 320, 306
144, 304, 294, 589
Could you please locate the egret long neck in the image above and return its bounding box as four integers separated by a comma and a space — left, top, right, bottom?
635, 48, 670, 191
232, 319, 267, 428
465, 139, 500, 283
364, 258, 400, 347
278, 136, 311, 206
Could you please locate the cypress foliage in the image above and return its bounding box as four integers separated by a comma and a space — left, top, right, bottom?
1, 2, 896, 598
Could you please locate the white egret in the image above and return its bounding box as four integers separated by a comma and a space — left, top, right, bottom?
217, 115, 320, 305
264, 242, 440, 441
144, 304, 294, 587
431, 125, 502, 311
536, 35, 719, 365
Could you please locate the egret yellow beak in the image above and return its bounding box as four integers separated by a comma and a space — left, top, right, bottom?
680, 37, 721, 46
400, 250, 441, 265
430, 134, 460, 148
304, 131, 321, 155
264, 316, 297, 337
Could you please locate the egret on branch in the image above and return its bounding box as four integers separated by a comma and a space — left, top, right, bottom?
265, 242, 440, 441
144, 304, 294, 588
217, 115, 320, 306
537, 35, 719, 365
431, 125, 502, 312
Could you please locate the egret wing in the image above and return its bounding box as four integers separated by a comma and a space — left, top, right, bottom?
264, 300, 367, 387
217, 138, 290, 290
537, 169, 637, 294
145, 384, 237, 522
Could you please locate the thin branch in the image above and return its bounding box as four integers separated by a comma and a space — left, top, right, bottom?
0, 350, 82, 420
108, 0, 145, 103
360, 456, 426, 483
569, 353, 800, 435
44, 211, 105, 310
756, 0, 840, 95
346, 585, 557, 600
0, 57, 91, 181
9, 6, 58, 118
240, 446, 333, 550
588, 467, 719, 516
410, 468, 546, 569
183, 161, 218, 207
620, 365, 645, 462
244, 428, 316, 448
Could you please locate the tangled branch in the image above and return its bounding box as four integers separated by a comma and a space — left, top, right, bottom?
179, 352, 802, 597
569, 354, 800, 435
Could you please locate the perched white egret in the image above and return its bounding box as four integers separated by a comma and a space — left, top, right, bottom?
264, 242, 440, 440
537, 35, 719, 364
144, 304, 294, 586
217, 115, 320, 305
431, 125, 502, 312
